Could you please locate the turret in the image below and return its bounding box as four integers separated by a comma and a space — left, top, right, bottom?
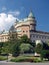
27, 11, 36, 31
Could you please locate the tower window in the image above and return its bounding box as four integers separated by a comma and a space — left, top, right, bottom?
23, 31, 25, 32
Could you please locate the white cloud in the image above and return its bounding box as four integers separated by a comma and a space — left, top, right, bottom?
0, 13, 16, 31
8, 11, 20, 16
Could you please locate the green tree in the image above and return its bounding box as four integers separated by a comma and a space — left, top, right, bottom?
2, 42, 10, 54
20, 35, 30, 43
11, 41, 20, 56
35, 43, 43, 54
20, 34, 35, 46
41, 42, 49, 60
9, 28, 21, 56
20, 35, 35, 54
2, 42, 10, 61
20, 43, 33, 54
41, 50, 49, 60
0, 42, 3, 55
43, 42, 49, 50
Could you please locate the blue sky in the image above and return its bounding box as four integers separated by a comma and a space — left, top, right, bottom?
0, 0, 49, 32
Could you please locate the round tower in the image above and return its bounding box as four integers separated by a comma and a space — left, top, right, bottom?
27, 11, 36, 31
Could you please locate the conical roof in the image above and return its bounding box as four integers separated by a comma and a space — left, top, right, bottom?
28, 11, 34, 18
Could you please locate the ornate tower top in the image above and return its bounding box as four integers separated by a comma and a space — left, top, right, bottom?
27, 11, 36, 31
28, 11, 35, 18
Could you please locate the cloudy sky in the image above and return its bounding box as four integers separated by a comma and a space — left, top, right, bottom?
0, 0, 49, 32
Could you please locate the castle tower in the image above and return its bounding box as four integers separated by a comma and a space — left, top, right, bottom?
27, 11, 36, 31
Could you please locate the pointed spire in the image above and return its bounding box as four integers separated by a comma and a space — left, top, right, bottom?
28, 10, 34, 18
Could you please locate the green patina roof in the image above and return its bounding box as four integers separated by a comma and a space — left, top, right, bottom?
28, 11, 34, 18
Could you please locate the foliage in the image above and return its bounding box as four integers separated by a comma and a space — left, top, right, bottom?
10, 55, 33, 62
11, 41, 20, 56
43, 42, 49, 50
2, 42, 10, 54
20, 34, 35, 46
9, 31, 18, 43
8, 29, 21, 56
33, 57, 41, 62
35, 43, 43, 54
41, 50, 49, 60
20, 43, 33, 54
0, 56, 7, 61
39, 42, 49, 60
10, 56, 41, 62
0, 42, 3, 54
20, 35, 30, 43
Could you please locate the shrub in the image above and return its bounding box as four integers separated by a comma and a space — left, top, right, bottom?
41, 50, 49, 60
11, 58, 33, 62
11, 58, 23, 62
33, 58, 42, 62
0, 56, 7, 61
10, 56, 34, 62
10, 56, 41, 62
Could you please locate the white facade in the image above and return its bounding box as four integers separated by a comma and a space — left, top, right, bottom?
30, 31, 49, 42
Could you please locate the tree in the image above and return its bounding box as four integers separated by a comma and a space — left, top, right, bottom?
41, 50, 49, 60
43, 42, 49, 50
20, 35, 30, 43
35, 43, 43, 54
41, 42, 49, 60
20, 34, 35, 45
0, 42, 3, 55
20, 35, 35, 54
9, 25, 18, 44
2, 42, 10, 54
1, 42, 10, 61
9, 28, 21, 56
11, 41, 20, 56
20, 43, 33, 54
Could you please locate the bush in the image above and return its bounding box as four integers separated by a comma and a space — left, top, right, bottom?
11, 58, 33, 62
33, 58, 42, 62
41, 50, 49, 60
0, 56, 7, 61
11, 58, 21, 62
10, 56, 41, 62
10, 56, 33, 62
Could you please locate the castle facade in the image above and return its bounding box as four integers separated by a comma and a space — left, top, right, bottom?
0, 11, 49, 42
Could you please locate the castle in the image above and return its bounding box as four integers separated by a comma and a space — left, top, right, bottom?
0, 11, 49, 42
